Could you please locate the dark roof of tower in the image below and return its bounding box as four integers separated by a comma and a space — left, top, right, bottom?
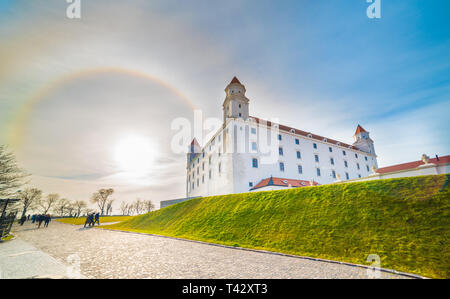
230, 76, 242, 85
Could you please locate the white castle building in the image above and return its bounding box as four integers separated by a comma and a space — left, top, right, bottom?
186, 77, 378, 197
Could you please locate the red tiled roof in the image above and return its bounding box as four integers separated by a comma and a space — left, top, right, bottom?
354, 125, 367, 135
376, 155, 450, 174
230, 76, 241, 85
250, 116, 356, 150
251, 177, 319, 191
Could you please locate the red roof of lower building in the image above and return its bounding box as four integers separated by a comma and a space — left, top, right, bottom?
251, 177, 319, 191
376, 155, 450, 174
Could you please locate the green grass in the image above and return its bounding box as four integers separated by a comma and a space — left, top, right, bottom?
105, 174, 450, 279
0, 234, 14, 242
56, 216, 134, 225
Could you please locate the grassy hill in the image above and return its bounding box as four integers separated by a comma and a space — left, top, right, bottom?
105, 174, 450, 278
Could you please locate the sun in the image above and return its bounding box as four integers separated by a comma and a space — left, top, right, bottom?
114, 135, 157, 174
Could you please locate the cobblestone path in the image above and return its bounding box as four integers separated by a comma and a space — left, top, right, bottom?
5, 222, 409, 279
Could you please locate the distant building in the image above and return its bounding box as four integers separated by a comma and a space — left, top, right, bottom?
160, 197, 200, 209
186, 77, 378, 197
347, 154, 449, 182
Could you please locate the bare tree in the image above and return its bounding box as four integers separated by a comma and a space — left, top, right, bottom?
120, 201, 128, 216
18, 187, 42, 218
127, 203, 135, 216
106, 198, 115, 215
144, 200, 155, 213
74, 200, 87, 217
134, 198, 144, 215
40, 193, 59, 214
0, 145, 28, 198
90, 188, 114, 216
66, 202, 76, 217
55, 198, 70, 216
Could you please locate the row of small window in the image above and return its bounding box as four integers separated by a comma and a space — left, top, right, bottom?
189, 164, 222, 190
190, 152, 223, 171
274, 134, 369, 160
189, 163, 222, 181
252, 158, 370, 173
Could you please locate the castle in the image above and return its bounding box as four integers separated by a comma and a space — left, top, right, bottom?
186, 77, 378, 197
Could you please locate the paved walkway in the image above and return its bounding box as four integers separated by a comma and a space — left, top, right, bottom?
1, 221, 410, 279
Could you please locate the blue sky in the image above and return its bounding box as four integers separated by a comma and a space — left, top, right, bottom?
0, 0, 448, 209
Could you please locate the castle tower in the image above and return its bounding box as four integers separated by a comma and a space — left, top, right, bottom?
352, 125, 376, 155
187, 138, 201, 165
222, 77, 250, 123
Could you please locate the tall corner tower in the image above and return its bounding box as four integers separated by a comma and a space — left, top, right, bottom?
352, 125, 376, 155
222, 76, 250, 123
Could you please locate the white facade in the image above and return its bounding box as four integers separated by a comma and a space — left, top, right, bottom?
343, 155, 449, 183
186, 78, 378, 198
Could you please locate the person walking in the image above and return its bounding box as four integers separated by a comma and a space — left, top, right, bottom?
94, 212, 100, 226
84, 213, 92, 228
37, 214, 44, 228
44, 214, 51, 227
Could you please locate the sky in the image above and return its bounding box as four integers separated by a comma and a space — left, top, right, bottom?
0, 0, 449, 211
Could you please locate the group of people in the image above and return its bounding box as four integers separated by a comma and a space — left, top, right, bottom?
19, 214, 52, 228
84, 212, 100, 227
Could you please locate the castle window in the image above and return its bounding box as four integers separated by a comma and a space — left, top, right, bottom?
278, 134, 282, 141
251, 128, 257, 134
252, 142, 257, 151
202, 175, 204, 183
313, 143, 317, 149
344, 160, 348, 168
315, 154, 319, 162
330, 158, 334, 165
297, 151, 301, 159
366, 165, 370, 172
239, 104, 241, 108
316, 168, 321, 176
365, 156, 368, 161
290, 129, 295, 133
329, 147, 333, 152
249, 182, 253, 187
355, 153, 358, 158
279, 147, 284, 156
280, 162, 285, 172
358, 174, 362, 178
239, 113, 242, 117
252, 158, 258, 168
295, 139, 299, 145
345, 172, 349, 180
343, 150, 346, 156
332, 170, 336, 179
357, 163, 360, 170
202, 162, 205, 170
298, 165, 303, 174
218, 163, 221, 173
307, 134, 312, 138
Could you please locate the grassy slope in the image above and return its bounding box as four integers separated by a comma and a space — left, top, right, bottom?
106, 174, 450, 278
56, 216, 133, 225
